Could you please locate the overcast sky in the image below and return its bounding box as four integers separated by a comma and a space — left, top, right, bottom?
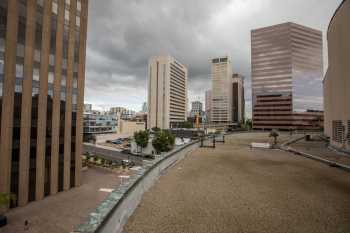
84, 0, 342, 117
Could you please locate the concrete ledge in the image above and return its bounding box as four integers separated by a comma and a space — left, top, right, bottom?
283, 147, 350, 172
328, 145, 350, 156
75, 140, 200, 233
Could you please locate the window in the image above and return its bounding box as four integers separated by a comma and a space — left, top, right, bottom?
17, 44, 25, 57
76, 16, 80, 27
37, 0, 44, 7
33, 68, 40, 81
0, 59, 3, 74
61, 75, 66, 86
16, 64, 24, 78
52, 2, 58, 14
48, 72, 54, 83
332, 120, 344, 144
34, 50, 41, 62
77, 0, 81, 11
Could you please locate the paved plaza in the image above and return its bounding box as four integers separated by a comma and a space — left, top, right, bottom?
124, 133, 350, 233
1, 167, 131, 233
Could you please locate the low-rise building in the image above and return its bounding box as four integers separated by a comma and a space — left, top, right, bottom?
118, 119, 146, 137
83, 112, 117, 135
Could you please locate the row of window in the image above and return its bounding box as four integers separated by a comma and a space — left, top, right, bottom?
332, 120, 350, 145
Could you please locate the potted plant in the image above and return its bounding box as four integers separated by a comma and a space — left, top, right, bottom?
269, 130, 279, 146
0, 193, 16, 227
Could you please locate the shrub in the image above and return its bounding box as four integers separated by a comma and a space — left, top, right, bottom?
152, 130, 175, 154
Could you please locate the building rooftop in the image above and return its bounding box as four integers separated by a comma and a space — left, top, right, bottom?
1, 167, 132, 233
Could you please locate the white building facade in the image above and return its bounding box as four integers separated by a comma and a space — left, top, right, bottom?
148, 55, 188, 129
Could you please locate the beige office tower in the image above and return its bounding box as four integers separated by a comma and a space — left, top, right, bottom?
0, 0, 88, 208
211, 56, 233, 124
147, 55, 188, 129
251, 22, 323, 130
232, 74, 245, 124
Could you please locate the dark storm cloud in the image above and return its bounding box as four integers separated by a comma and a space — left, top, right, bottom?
85, 0, 342, 115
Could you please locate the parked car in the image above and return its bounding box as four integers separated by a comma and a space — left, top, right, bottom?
112, 140, 123, 145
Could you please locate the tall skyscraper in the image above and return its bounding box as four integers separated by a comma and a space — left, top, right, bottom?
0, 0, 88, 208
205, 90, 212, 123
251, 22, 323, 130
147, 55, 188, 129
232, 74, 245, 124
211, 56, 233, 124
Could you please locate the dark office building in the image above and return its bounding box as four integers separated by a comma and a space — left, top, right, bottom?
0, 0, 88, 208
251, 22, 324, 130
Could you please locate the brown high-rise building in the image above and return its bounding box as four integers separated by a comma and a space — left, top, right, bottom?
251, 22, 324, 130
0, 0, 88, 208
232, 74, 245, 124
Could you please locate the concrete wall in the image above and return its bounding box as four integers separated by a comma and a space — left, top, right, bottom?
98, 142, 199, 233
324, 0, 350, 151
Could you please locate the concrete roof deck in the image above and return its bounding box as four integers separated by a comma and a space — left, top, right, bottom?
124, 133, 350, 233
1, 167, 132, 233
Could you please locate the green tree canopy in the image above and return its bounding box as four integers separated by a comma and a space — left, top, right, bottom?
152, 130, 175, 154
134, 130, 150, 153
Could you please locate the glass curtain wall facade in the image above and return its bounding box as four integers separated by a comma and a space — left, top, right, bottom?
251, 22, 323, 130
0, 0, 88, 208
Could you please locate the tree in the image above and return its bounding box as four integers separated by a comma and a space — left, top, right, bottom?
134, 130, 149, 154
242, 119, 252, 130
152, 130, 175, 154
269, 130, 279, 145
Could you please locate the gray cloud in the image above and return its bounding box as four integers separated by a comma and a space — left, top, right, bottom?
85, 0, 342, 117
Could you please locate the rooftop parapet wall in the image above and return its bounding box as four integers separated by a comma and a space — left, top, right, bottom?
75, 140, 201, 233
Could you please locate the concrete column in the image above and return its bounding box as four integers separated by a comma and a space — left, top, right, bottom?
50, 0, 65, 195
18, 0, 36, 207
75, 0, 89, 187
35, 0, 52, 201
63, 0, 77, 190
0, 0, 18, 202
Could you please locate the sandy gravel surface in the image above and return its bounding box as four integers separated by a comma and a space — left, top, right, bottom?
124, 132, 350, 233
